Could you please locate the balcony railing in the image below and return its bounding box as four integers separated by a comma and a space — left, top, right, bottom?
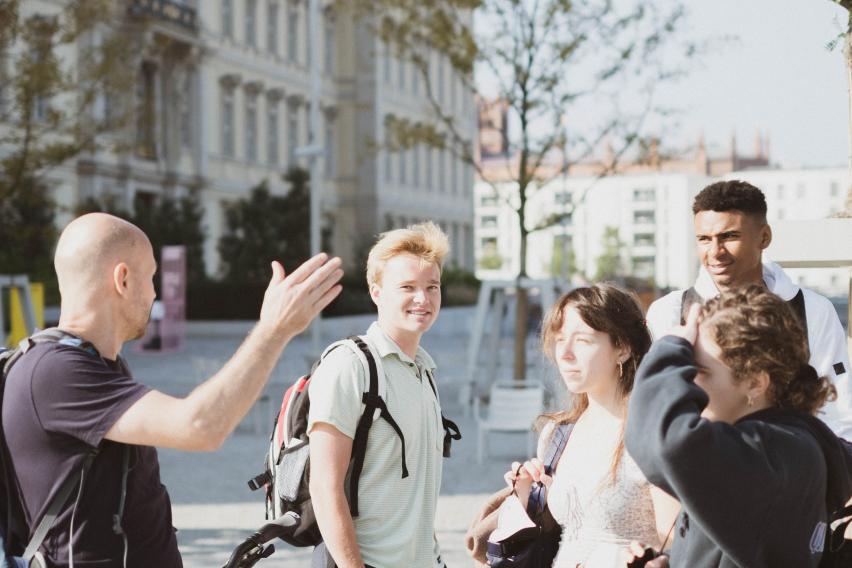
128, 0, 197, 32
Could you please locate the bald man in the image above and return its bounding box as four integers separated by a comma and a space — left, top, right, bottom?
2, 213, 343, 567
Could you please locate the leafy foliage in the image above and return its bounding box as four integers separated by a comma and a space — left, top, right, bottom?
595, 226, 625, 281
0, 0, 135, 200
218, 168, 314, 283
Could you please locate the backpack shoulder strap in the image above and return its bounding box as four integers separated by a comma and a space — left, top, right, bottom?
22, 450, 98, 561
679, 287, 702, 326
423, 369, 462, 458
345, 335, 408, 517
525, 423, 574, 519
788, 289, 809, 342
542, 423, 574, 476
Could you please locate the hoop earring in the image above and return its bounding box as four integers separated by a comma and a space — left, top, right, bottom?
617, 361, 623, 379
746, 394, 754, 408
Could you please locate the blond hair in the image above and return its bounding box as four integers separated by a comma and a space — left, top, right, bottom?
366, 221, 450, 286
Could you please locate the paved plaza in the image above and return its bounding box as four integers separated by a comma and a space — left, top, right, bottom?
124, 307, 556, 567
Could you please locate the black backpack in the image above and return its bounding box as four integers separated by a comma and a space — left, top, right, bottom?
247, 335, 461, 547
0, 329, 130, 568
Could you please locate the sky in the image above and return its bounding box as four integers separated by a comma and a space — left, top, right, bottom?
668, 0, 850, 168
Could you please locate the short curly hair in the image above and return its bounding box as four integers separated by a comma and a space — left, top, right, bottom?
701, 285, 835, 415
692, 180, 767, 223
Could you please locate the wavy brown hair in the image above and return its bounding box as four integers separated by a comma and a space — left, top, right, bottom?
538, 283, 652, 481
701, 285, 836, 414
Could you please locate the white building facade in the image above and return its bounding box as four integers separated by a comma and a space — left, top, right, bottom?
475, 165, 850, 296
11, 0, 476, 274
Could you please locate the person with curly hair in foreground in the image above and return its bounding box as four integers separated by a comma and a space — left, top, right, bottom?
626, 285, 852, 568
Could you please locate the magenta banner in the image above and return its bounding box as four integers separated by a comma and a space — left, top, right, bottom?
159, 245, 186, 351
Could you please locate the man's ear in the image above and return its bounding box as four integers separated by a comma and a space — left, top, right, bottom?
369, 282, 381, 306
113, 263, 130, 297
759, 223, 772, 250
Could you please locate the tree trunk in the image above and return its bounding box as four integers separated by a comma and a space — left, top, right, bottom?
513, 199, 529, 382
513, 286, 528, 381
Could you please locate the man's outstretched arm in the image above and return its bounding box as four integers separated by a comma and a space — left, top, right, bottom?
105, 253, 343, 451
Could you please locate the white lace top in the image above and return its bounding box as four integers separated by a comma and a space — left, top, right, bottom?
537, 417, 659, 568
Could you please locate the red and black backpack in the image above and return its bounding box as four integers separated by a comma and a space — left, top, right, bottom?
247, 335, 461, 547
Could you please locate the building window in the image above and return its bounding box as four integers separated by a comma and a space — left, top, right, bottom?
480, 215, 498, 228
399, 146, 407, 185
777, 184, 785, 199
451, 154, 457, 193
221, 88, 235, 158
633, 233, 655, 247
246, 94, 258, 161
398, 57, 406, 90
480, 193, 498, 207
246, 0, 257, 47
287, 4, 299, 62
222, 0, 233, 38
796, 183, 806, 198
633, 210, 655, 224
0, 47, 6, 117
830, 181, 839, 198
555, 191, 572, 205
136, 62, 157, 160
632, 256, 655, 278
383, 43, 392, 83
287, 102, 299, 164
412, 62, 420, 94
324, 15, 335, 75
324, 113, 335, 177
633, 188, 655, 201
436, 56, 444, 104
267, 2, 279, 54
425, 147, 433, 190
412, 146, 420, 187
180, 71, 193, 150
267, 100, 279, 165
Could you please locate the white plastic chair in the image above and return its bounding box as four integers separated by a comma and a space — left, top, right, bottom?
475, 380, 544, 463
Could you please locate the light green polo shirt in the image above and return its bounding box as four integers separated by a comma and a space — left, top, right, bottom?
307, 322, 445, 568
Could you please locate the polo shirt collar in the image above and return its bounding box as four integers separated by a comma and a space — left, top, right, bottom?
366, 321, 437, 371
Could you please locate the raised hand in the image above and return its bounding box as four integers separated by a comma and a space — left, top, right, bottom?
259, 253, 344, 339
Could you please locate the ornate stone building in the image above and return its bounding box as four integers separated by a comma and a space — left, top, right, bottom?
17, 0, 476, 274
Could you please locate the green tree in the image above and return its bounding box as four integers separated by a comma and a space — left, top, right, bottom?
218, 168, 313, 283
549, 235, 577, 280
132, 193, 207, 286
0, 0, 135, 281
595, 226, 625, 281
349, 0, 695, 379
0, 177, 55, 281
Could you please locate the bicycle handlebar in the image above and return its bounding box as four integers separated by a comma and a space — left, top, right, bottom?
222, 512, 301, 568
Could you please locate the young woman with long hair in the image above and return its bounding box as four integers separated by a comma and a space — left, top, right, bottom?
509, 283, 679, 567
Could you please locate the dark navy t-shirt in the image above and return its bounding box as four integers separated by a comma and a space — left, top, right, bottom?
2, 342, 181, 568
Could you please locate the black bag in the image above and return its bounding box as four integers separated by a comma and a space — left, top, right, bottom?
486, 423, 573, 568
820, 503, 852, 568
247, 335, 461, 547
1, 329, 130, 568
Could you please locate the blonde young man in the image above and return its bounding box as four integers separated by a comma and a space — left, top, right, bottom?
308, 222, 450, 568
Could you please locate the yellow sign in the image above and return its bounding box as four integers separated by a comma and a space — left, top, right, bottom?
8, 283, 45, 348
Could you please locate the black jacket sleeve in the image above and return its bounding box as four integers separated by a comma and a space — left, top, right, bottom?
625, 336, 826, 567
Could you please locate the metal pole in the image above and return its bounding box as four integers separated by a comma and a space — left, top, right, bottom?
308, 0, 323, 357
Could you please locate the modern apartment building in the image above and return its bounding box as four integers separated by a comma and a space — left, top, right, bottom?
475, 118, 850, 296
8, 0, 476, 274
